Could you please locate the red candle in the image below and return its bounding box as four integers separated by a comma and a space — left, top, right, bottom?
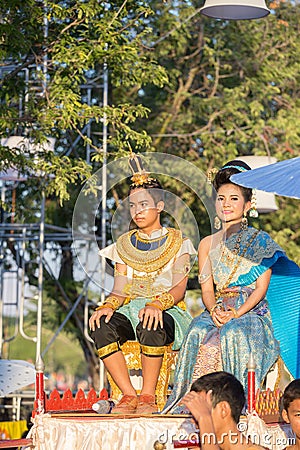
247, 352, 256, 413
35, 355, 45, 414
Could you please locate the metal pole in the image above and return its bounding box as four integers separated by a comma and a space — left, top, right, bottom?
36, 191, 45, 363
99, 58, 108, 390
0, 183, 6, 357
101, 59, 108, 302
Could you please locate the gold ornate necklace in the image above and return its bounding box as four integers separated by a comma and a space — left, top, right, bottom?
116, 227, 182, 273
134, 229, 165, 250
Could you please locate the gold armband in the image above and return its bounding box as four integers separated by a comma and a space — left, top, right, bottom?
114, 266, 127, 277
198, 273, 211, 283
145, 302, 163, 311
152, 292, 175, 310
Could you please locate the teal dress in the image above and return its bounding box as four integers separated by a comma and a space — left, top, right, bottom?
163, 227, 300, 413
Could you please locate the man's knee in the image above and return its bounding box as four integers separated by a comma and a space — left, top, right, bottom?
90, 316, 113, 345
136, 313, 175, 356
136, 323, 166, 345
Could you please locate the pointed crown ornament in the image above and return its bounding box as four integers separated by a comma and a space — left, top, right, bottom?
128, 153, 155, 187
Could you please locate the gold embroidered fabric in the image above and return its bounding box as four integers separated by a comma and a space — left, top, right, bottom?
192, 341, 222, 382
125, 274, 156, 299
97, 342, 120, 359
116, 228, 182, 273
140, 345, 165, 356
210, 228, 282, 290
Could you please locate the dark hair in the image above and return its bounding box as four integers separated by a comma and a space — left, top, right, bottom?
190, 371, 245, 423
213, 160, 252, 203
128, 179, 164, 204
282, 379, 300, 411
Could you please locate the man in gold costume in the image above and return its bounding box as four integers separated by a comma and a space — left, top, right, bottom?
89, 155, 196, 414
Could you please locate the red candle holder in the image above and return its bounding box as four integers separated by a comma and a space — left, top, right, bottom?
247, 353, 256, 413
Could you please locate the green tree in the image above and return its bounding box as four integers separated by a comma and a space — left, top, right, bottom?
0, 0, 168, 387
127, 0, 300, 260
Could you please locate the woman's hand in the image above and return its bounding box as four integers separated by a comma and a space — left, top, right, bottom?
138, 304, 163, 331
217, 309, 237, 325
89, 307, 114, 331
211, 307, 226, 328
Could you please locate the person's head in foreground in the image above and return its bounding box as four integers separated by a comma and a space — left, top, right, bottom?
281, 378, 300, 448
182, 372, 268, 449
190, 371, 245, 424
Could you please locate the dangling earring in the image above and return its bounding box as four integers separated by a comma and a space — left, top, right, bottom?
249, 189, 258, 218
241, 212, 248, 231
214, 216, 221, 230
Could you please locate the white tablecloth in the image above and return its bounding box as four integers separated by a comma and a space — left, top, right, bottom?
28, 412, 294, 450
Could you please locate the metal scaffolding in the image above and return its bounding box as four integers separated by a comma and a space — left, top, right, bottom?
0, 57, 108, 391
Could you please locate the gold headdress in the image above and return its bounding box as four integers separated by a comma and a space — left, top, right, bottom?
128, 153, 154, 187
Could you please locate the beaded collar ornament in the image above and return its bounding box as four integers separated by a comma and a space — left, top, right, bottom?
116, 228, 182, 273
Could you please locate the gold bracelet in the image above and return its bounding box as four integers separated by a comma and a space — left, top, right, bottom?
105, 296, 121, 311
95, 304, 114, 311
209, 304, 222, 316
152, 292, 175, 310
228, 306, 238, 318
145, 302, 163, 311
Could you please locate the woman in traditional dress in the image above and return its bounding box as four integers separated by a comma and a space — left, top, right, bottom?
163, 160, 300, 413
89, 155, 196, 414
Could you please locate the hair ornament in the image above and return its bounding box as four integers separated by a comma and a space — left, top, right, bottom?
222, 164, 249, 172
207, 168, 219, 184
128, 152, 154, 187
249, 189, 258, 218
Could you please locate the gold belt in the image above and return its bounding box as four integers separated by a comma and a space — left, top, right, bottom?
216, 290, 239, 299
122, 296, 186, 310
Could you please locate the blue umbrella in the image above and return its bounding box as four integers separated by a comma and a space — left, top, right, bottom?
231, 156, 300, 200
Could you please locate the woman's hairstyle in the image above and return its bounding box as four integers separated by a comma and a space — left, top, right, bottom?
282, 379, 300, 411
191, 371, 245, 423
213, 160, 252, 202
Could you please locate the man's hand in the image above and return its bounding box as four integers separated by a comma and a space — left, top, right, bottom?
138, 304, 163, 331
181, 390, 213, 423
89, 307, 114, 331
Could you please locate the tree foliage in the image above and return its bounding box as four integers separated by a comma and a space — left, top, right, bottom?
0, 0, 168, 202
129, 0, 300, 260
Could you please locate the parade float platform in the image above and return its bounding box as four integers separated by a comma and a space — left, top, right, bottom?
0, 387, 295, 450
7, 410, 293, 450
